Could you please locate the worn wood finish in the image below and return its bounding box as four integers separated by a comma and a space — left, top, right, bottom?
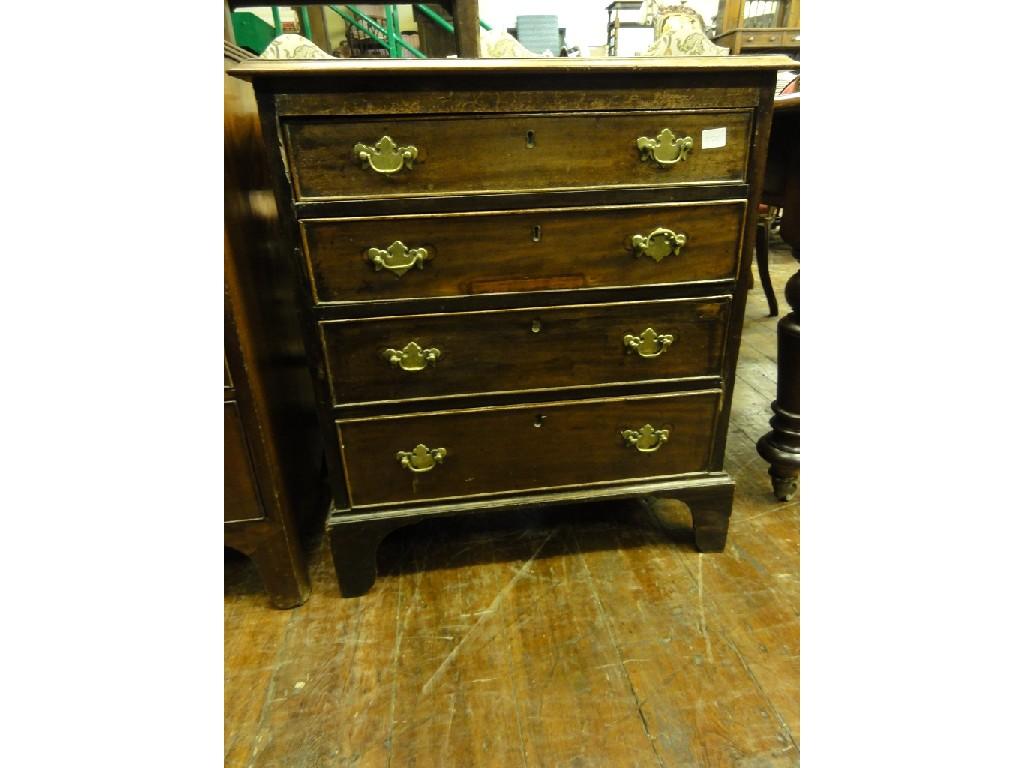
277, 83, 761, 117
285, 111, 753, 202
224, 252, 801, 765
338, 391, 721, 508
240, 56, 795, 596
320, 296, 731, 406
302, 201, 745, 304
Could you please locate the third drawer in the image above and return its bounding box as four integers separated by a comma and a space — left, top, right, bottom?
301, 200, 745, 304
320, 296, 731, 406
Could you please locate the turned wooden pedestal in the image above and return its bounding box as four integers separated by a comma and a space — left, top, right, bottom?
756, 92, 800, 500
757, 267, 800, 500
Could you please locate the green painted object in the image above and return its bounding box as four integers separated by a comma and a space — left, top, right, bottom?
231, 11, 276, 56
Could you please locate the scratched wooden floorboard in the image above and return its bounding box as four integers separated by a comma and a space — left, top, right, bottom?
225, 244, 800, 767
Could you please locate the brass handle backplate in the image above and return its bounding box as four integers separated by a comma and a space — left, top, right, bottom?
636, 128, 694, 166
367, 240, 431, 277
396, 444, 447, 473
624, 328, 674, 358
383, 341, 441, 372
622, 424, 670, 453
353, 135, 417, 174
632, 227, 687, 263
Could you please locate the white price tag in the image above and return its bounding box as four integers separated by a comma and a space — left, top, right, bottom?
702, 127, 727, 149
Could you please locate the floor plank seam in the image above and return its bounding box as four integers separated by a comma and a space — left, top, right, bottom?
384, 556, 407, 768
244, 607, 302, 768
568, 528, 669, 768
697, 556, 715, 664
718, 631, 800, 755
672, 546, 801, 756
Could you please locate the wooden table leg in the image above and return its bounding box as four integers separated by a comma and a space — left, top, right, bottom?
757, 267, 800, 500
755, 220, 779, 316
249, 527, 311, 609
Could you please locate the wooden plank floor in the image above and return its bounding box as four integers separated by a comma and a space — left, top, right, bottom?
225, 243, 800, 768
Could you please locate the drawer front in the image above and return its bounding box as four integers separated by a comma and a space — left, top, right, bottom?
739, 30, 786, 48
321, 297, 731, 405
337, 391, 720, 507
284, 111, 752, 201
224, 401, 265, 523
303, 201, 744, 304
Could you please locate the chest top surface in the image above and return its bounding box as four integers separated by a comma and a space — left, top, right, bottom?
229, 56, 797, 102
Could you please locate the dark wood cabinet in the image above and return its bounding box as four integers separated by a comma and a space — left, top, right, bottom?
230, 56, 795, 597
224, 42, 324, 608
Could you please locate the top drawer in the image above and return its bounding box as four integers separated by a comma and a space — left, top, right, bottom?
283, 111, 752, 202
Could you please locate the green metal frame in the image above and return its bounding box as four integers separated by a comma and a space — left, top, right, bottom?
415, 4, 453, 33
243, 4, 496, 60
329, 5, 427, 58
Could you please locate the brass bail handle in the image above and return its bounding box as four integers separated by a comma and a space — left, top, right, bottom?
623, 328, 674, 358
636, 128, 694, 166
622, 424, 670, 453
383, 342, 441, 372
632, 227, 687, 263
353, 135, 418, 174
367, 241, 431, 278
396, 444, 447, 473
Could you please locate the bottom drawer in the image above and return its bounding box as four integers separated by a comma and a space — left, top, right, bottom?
337, 390, 720, 508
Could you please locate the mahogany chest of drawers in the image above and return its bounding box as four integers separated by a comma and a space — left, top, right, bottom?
230, 56, 794, 597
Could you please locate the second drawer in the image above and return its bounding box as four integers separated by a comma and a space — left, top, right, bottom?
320, 296, 731, 406
301, 201, 745, 304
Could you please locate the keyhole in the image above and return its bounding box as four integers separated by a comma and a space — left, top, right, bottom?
532, 225, 542, 242
526, 130, 536, 148
531, 319, 542, 333
533, 414, 546, 428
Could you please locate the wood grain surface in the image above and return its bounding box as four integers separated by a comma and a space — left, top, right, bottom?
320, 296, 731, 406
285, 112, 752, 201
302, 201, 745, 304
224, 248, 800, 766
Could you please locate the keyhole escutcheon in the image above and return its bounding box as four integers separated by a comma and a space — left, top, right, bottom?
532, 225, 542, 242
526, 130, 536, 148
